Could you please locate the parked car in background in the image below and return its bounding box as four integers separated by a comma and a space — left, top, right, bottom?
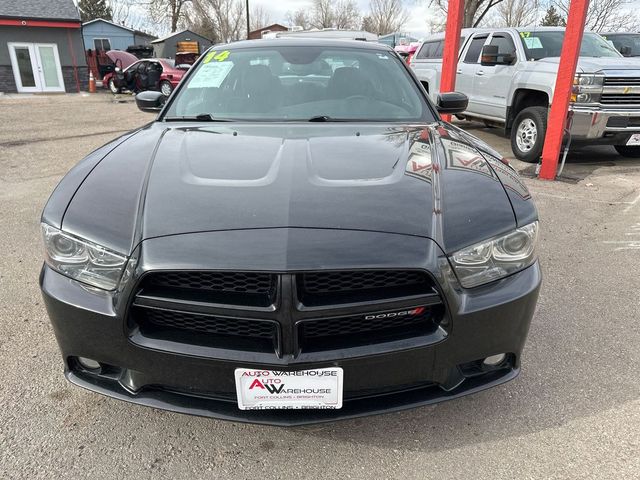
394, 42, 420, 63
99, 49, 138, 85
411, 27, 640, 162
103, 58, 188, 96
601, 32, 640, 56
262, 29, 378, 41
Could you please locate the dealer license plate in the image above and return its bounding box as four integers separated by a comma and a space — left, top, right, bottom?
234, 368, 343, 410
626, 134, 640, 145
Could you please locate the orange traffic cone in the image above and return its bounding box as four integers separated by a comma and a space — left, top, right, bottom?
89, 71, 96, 93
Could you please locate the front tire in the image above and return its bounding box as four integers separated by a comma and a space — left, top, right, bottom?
160, 80, 173, 97
510, 106, 548, 163
108, 78, 120, 94
614, 144, 640, 157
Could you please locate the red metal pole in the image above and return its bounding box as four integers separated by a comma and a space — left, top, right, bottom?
439, 0, 465, 122
539, 0, 590, 180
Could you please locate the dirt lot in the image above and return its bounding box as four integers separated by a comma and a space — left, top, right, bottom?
1, 93, 639, 479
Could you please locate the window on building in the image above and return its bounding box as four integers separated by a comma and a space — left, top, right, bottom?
93, 38, 111, 51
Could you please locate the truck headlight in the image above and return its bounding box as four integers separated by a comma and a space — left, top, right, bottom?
41, 223, 128, 291
571, 74, 603, 103
449, 222, 539, 288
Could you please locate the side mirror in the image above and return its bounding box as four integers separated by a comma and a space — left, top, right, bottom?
620, 45, 632, 56
436, 91, 468, 114
480, 45, 499, 66
480, 45, 515, 66
114, 66, 122, 73
135, 90, 165, 113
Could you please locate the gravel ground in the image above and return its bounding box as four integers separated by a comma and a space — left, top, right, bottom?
0, 93, 638, 479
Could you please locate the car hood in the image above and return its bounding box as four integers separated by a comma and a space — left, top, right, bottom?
536, 56, 640, 73
105, 50, 138, 69
59, 122, 528, 255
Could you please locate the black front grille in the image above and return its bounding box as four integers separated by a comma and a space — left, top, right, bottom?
129, 269, 445, 356
139, 271, 277, 307
297, 270, 436, 306
298, 306, 442, 352
148, 271, 274, 294
134, 307, 278, 353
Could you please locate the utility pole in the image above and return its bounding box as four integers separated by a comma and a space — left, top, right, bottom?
246, 0, 250, 39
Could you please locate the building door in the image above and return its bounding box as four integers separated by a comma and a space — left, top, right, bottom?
8, 43, 65, 93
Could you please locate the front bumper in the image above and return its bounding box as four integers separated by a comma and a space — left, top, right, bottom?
41, 228, 542, 425
570, 106, 640, 141
41, 250, 541, 426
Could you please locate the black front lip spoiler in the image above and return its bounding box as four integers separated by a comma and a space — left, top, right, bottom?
67, 367, 519, 426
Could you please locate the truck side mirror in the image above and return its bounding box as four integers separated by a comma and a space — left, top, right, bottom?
135, 91, 165, 113
480, 45, 499, 66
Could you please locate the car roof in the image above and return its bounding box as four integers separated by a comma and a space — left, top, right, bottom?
207, 38, 393, 52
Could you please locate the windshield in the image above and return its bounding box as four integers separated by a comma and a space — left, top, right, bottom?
604, 34, 640, 56
163, 45, 433, 122
519, 31, 621, 60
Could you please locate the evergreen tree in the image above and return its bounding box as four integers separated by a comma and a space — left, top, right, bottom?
78, 0, 113, 22
540, 5, 566, 27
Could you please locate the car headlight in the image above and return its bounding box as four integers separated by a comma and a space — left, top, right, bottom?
449, 222, 539, 288
41, 223, 128, 291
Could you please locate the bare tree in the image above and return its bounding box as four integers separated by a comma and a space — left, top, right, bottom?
285, 9, 311, 29
109, 0, 156, 31
555, 0, 640, 32
309, 0, 335, 28
362, 0, 409, 34
429, 0, 504, 28
493, 0, 539, 27
250, 4, 272, 31
308, 0, 360, 30
149, 0, 191, 32
333, 0, 361, 29
188, 0, 245, 43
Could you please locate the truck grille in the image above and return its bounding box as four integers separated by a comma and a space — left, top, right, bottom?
129, 270, 445, 356
602, 77, 640, 105
601, 94, 640, 105
603, 77, 640, 86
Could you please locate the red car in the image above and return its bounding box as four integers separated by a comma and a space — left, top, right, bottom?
103, 53, 189, 96
394, 42, 420, 64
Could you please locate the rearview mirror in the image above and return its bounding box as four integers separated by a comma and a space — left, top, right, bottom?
436, 92, 468, 115
135, 91, 165, 113
480, 45, 514, 66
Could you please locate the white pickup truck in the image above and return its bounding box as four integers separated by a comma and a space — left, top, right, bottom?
410, 27, 640, 162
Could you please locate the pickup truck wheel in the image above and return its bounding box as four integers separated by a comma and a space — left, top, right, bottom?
614, 145, 640, 157
511, 106, 547, 163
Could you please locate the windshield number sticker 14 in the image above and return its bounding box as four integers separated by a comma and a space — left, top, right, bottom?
204, 50, 230, 64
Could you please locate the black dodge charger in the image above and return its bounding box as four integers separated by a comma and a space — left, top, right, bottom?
40, 39, 541, 425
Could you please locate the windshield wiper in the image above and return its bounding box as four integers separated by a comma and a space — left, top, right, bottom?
307, 115, 357, 122
164, 113, 234, 122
